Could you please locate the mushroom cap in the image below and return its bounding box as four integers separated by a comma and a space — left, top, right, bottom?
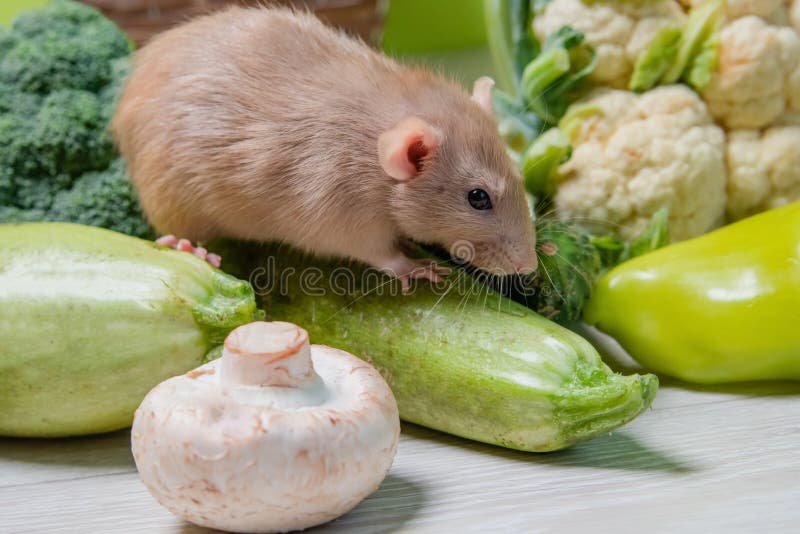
131, 322, 400, 533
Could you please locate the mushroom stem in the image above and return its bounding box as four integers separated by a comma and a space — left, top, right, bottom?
220, 321, 314, 387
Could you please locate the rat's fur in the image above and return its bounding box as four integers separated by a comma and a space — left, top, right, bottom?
113, 6, 537, 275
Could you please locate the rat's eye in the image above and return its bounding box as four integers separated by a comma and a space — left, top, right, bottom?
468, 189, 492, 210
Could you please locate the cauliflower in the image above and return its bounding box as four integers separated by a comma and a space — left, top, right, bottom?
725, 126, 800, 220
489, 0, 800, 240
700, 16, 800, 128
554, 85, 727, 241
532, 0, 686, 89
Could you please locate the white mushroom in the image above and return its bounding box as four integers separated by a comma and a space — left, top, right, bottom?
131, 321, 400, 533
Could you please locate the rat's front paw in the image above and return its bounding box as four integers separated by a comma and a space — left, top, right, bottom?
379, 256, 451, 294
155, 235, 222, 268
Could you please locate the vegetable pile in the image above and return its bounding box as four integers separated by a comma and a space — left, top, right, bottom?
486, 0, 800, 241
0, 2, 659, 446
0, 0, 795, 465
221, 242, 658, 453
0, 0, 151, 237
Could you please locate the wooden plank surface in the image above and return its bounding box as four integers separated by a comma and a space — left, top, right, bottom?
2, 377, 799, 534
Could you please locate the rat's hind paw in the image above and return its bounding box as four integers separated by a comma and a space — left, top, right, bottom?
155, 235, 222, 268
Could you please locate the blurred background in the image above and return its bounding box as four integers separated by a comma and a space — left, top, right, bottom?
1, 0, 494, 86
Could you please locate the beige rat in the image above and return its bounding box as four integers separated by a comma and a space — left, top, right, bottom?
112, 6, 538, 290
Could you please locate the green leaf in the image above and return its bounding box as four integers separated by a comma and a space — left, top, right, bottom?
521, 127, 571, 196
521, 26, 597, 125
629, 26, 682, 92
684, 32, 719, 90
661, 0, 723, 85
590, 208, 671, 268
521, 47, 570, 101
588, 233, 627, 268
491, 87, 544, 162
627, 207, 670, 260
558, 103, 602, 141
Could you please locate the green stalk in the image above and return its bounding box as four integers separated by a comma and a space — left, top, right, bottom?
483, 0, 517, 94
483, 0, 535, 95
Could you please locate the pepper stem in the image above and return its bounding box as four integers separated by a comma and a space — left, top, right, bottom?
220, 321, 314, 387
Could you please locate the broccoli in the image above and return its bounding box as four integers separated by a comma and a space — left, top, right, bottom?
0, 206, 48, 223
99, 56, 133, 123
0, 0, 151, 238
0, 26, 15, 60
1, 0, 133, 94
34, 89, 115, 176
49, 158, 152, 238
0, 167, 13, 206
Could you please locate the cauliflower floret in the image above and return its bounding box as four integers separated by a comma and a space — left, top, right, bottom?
701, 16, 800, 129
532, 0, 686, 89
554, 85, 727, 241
725, 126, 800, 220
679, 0, 790, 24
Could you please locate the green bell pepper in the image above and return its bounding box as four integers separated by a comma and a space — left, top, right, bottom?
584, 202, 800, 383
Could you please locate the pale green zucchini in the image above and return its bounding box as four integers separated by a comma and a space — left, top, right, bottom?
0, 223, 261, 437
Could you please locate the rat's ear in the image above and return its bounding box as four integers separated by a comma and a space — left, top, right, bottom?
378, 117, 442, 181
471, 76, 495, 115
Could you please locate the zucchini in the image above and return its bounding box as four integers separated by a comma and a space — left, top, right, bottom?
227, 244, 658, 452
0, 223, 261, 437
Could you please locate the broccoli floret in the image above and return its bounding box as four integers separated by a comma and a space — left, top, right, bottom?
13, 174, 72, 211
49, 158, 152, 238
0, 166, 14, 206
0, 206, 48, 224
0, 26, 15, 61
0, 0, 133, 94
0, 1, 151, 238
34, 89, 115, 176
10, 0, 104, 39
0, 82, 41, 115
0, 112, 38, 178
99, 56, 133, 124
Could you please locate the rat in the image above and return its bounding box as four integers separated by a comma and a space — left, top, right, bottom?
112, 6, 538, 291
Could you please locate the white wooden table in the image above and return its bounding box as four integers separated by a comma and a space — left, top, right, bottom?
3, 330, 799, 534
